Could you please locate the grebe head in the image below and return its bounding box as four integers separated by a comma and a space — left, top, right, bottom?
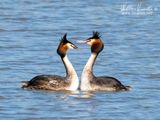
57, 33, 78, 57
81, 31, 104, 54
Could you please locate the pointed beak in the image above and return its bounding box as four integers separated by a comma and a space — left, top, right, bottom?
72, 44, 78, 49
77, 40, 88, 44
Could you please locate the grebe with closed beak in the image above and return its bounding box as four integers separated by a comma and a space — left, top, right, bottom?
22, 34, 79, 91
80, 32, 130, 91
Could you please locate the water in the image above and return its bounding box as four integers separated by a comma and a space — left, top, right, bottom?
0, 0, 160, 119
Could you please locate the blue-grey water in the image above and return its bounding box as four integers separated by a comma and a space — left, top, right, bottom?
0, 0, 160, 120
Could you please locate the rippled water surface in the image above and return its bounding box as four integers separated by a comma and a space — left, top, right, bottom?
0, 0, 160, 119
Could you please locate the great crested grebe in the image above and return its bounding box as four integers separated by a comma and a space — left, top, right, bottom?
80, 32, 130, 91
22, 34, 79, 91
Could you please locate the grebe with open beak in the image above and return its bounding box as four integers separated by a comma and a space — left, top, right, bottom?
22, 34, 79, 91
80, 32, 130, 91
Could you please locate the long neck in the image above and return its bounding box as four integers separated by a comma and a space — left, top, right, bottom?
80, 52, 98, 90
61, 55, 79, 90
61, 55, 77, 78
82, 53, 98, 77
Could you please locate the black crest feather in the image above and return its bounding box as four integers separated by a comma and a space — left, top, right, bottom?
60, 33, 72, 44
92, 31, 101, 39
60, 33, 68, 43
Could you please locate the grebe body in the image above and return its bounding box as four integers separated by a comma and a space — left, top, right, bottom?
22, 34, 79, 91
80, 32, 130, 91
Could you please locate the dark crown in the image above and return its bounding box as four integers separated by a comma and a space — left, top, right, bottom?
60, 33, 67, 43
60, 33, 72, 44
91, 31, 101, 39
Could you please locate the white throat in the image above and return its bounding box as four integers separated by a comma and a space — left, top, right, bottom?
62, 55, 79, 90
80, 53, 97, 91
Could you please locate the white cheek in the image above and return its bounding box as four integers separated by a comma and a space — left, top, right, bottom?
67, 43, 74, 49
87, 42, 92, 46
87, 41, 94, 46
87, 39, 95, 46
69, 46, 74, 49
